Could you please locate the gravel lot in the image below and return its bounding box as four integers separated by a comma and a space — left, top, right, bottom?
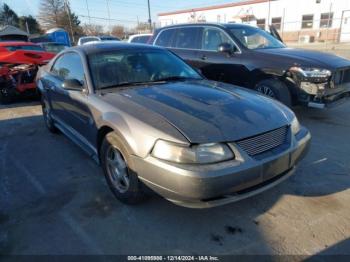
0, 99, 349, 257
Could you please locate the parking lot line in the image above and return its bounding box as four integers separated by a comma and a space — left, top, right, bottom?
9, 156, 104, 255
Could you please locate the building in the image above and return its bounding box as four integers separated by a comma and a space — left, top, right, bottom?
157, 0, 350, 43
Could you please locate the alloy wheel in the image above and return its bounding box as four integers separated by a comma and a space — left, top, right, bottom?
256, 85, 276, 98
106, 146, 130, 193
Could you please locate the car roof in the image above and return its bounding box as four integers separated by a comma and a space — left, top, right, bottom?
0, 41, 40, 46
99, 35, 119, 38
129, 33, 152, 37
40, 42, 65, 45
156, 22, 256, 31
79, 36, 100, 40
69, 41, 164, 55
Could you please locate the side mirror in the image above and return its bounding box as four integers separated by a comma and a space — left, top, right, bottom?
62, 79, 83, 91
218, 43, 233, 54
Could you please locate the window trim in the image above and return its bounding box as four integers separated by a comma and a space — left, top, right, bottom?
320, 12, 333, 28
153, 25, 241, 54
301, 14, 314, 29
256, 18, 266, 30
271, 17, 282, 30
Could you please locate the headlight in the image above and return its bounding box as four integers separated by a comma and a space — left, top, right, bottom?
152, 140, 234, 164
290, 67, 331, 78
291, 117, 301, 135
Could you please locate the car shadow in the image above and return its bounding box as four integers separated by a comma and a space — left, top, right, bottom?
0, 96, 40, 109
305, 238, 350, 259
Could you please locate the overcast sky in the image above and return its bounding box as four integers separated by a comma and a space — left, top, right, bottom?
1, 0, 242, 28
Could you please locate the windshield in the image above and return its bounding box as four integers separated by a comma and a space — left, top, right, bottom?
5, 45, 44, 52
131, 35, 151, 44
88, 49, 202, 89
100, 36, 120, 41
229, 27, 285, 50
80, 37, 99, 44
43, 43, 66, 54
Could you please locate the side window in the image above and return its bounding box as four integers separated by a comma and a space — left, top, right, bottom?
173, 27, 202, 49
201, 28, 232, 51
51, 53, 85, 86
131, 36, 140, 43
155, 29, 175, 47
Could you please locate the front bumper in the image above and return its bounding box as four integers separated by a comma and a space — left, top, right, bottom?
296, 80, 350, 108
132, 127, 311, 208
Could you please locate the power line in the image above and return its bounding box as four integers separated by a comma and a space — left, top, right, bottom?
78, 14, 138, 23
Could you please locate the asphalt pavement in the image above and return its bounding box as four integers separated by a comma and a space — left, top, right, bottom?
0, 99, 349, 257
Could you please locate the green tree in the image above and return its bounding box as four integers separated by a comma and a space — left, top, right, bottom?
58, 5, 83, 40
19, 15, 42, 34
0, 3, 19, 26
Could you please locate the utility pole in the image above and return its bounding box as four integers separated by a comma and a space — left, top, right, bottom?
147, 0, 152, 32
106, 0, 111, 34
85, 0, 91, 25
25, 20, 30, 34
267, 0, 271, 27
64, 0, 75, 43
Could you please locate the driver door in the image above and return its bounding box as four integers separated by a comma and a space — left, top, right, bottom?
49, 52, 95, 147
193, 27, 245, 87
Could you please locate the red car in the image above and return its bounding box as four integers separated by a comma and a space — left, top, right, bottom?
0, 41, 55, 103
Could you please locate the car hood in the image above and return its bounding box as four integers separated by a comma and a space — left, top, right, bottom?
102, 80, 294, 144
0, 50, 55, 65
255, 47, 350, 70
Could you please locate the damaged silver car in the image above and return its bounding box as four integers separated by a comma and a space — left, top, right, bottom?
37, 42, 311, 208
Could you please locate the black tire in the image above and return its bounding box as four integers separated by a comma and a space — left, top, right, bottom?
41, 96, 58, 133
101, 132, 145, 205
0, 87, 14, 104
255, 79, 292, 107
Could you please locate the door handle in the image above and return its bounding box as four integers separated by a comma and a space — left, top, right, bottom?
201, 55, 207, 61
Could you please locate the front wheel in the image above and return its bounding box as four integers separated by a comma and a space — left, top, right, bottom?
41, 97, 58, 133
255, 79, 292, 107
0, 86, 14, 104
101, 132, 145, 205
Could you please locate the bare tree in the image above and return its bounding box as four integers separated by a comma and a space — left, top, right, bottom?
38, 0, 64, 30
135, 22, 151, 33
111, 25, 125, 39
38, 0, 83, 43
82, 23, 104, 36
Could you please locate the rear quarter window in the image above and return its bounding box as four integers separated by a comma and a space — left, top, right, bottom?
155, 29, 176, 47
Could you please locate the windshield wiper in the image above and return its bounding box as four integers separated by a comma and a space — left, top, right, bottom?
99, 81, 155, 90
99, 77, 201, 90
153, 76, 201, 82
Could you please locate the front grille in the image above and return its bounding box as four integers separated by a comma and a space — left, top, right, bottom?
236, 126, 288, 156
334, 68, 350, 85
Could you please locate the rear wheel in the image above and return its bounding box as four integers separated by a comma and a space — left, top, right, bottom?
101, 132, 145, 204
255, 79, 292, 107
